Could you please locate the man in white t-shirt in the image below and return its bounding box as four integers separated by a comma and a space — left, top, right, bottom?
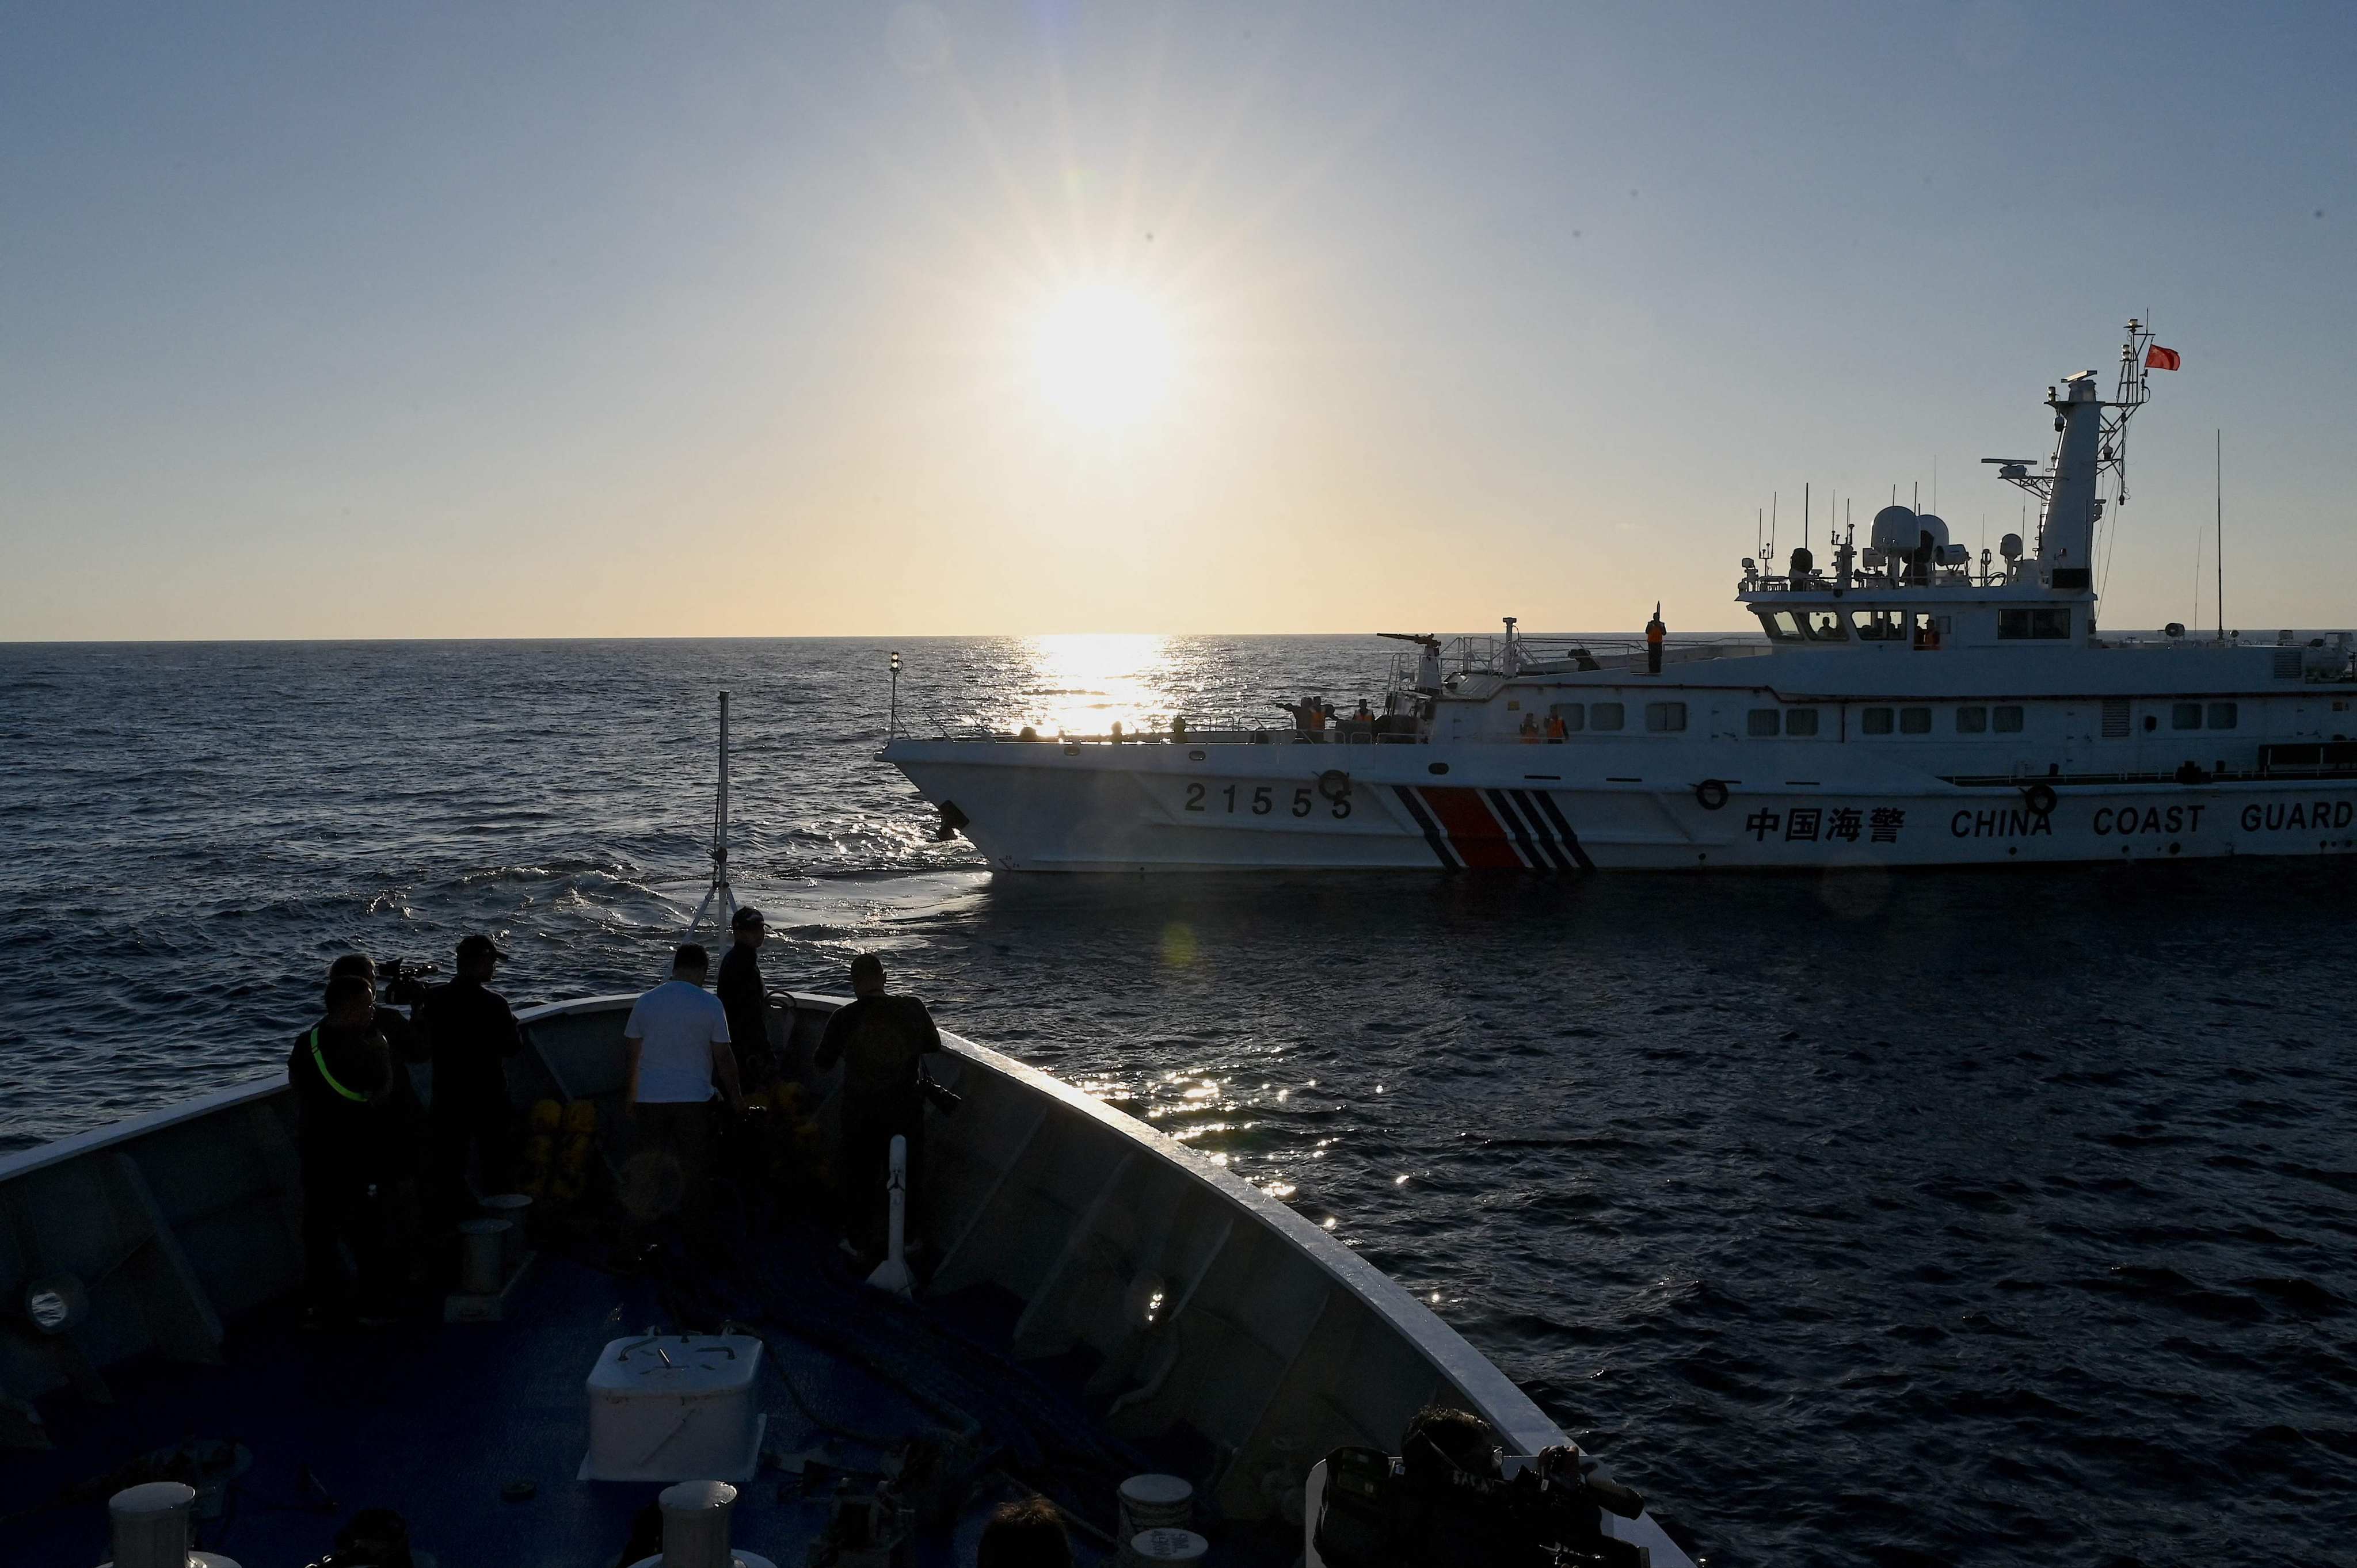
620, 943, 741, 1247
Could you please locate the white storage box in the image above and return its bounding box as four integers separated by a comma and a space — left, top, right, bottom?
580, 1333, 767, 1483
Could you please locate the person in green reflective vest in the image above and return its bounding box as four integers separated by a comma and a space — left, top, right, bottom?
290, 971, 397, 1327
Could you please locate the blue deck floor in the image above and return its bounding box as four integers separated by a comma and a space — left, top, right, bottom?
0, 1242, 1166, 1567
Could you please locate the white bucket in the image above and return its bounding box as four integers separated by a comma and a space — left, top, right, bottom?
481, 1193, 531, 1273
1117, 1472, 1193, 1540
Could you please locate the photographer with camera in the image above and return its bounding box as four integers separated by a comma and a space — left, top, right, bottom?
1313, 1406, 1650, 1568
812, 953, 943, 1259
418, 933, 523, 1223
291, 974, 399, 1329
326, 954, 432, 1288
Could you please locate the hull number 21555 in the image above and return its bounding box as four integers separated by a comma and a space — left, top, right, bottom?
1185, 782, 1352, 819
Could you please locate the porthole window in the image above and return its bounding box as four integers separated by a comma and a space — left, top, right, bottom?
2207, 701, 2238, 730
1861, 707, 1894, 735
1645, 701, 1687, 733
1993, 705, 2025, 733
1747, 709, 1780, 737
1590, 702, 1625, 732
2172, 702, 2202, 731
1899, 707, 1932, 734
1785, 708, 1819, 737
1956, 706, 1989, 734
1551, 703, 1586, 733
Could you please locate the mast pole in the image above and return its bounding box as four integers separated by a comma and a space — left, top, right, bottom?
688, 690, 737, 938
2215, 429, 2224, 640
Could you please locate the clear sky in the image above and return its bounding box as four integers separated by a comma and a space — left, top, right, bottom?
5, 2, 2353, 639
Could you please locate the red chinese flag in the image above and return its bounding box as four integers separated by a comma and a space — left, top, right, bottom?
2145, 344, 2181, 371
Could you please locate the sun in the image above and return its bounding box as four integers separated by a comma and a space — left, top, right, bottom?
1032, 284, 1175, 432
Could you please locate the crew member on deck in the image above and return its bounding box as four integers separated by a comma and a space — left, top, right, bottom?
621, 943, 742, 1252
328, 954, 431, 1283
292, 973, 396, 1327
813, 953, 942, 1257
716, 907, 773, 1092
420, 934, 523, 1221
1646, 604, 1667, 675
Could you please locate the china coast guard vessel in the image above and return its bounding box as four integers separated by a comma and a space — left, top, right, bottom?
886, 322, 2357, 871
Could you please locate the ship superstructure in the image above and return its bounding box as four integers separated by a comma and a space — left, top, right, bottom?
886, 323, 2357, 871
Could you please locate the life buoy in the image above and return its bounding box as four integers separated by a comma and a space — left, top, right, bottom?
1694, 779, 1730, 812
1317, 769, 1351, 803
2021, 781, 2058, 818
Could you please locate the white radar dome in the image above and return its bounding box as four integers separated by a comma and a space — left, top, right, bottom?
1913, 513, 1949, 551
1870, 505, 1918, 553
1999, 532, 2024, 560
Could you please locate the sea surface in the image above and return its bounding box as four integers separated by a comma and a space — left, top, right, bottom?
2, 636, 2353, 1566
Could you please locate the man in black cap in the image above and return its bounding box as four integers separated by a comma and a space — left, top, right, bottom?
715, 907, 773, 1093
813, 953, 942, 1256
419, 933, 523, 1221
292, 972, 397, 1326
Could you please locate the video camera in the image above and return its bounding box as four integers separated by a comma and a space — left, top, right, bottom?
374, 958, 436, 1009
915, 1060, 962, 1118
1313, 1408, 1650, 1568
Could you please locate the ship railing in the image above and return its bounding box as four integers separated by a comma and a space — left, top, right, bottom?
888, 692, 1430, 746
1440, 635, 1769, 678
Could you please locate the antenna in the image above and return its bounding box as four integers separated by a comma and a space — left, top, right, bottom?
687, 692, 737, 939
1804, 482, 1810, 554
2216, 428, 2224, 640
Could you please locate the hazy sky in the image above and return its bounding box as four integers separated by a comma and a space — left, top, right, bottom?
5, 2, 2354, 639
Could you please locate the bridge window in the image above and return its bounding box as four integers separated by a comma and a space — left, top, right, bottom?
2208, 701, 2238, 730
1852, 609, 1907, 642
1803, 611, 1849, 642
1993, 705, 2025, 733
1899, 707, 1932, 734
1645, 701, 1687, 733
1786, 708, 1819, 737
1861, 707, 1894, 735
1759, 609, 1806, 643
1997, 608, 2072, 640
1956, 706, 1988, 733
1747, 708, 1780, 737
1590, 702, 1625, 732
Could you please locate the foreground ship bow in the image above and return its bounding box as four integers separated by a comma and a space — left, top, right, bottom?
889, 322, 2357, 871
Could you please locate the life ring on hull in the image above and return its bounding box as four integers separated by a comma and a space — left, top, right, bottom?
1317, 769, 1351, 803
2020, 781, 2058, 818
1693, 779, 1731, 812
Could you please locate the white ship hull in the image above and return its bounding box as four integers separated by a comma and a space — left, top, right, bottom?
887, 325, 2357, 875
886, 738, 2357, 872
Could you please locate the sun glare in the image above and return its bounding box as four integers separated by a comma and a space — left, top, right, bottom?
1032, 285, 1175, 432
